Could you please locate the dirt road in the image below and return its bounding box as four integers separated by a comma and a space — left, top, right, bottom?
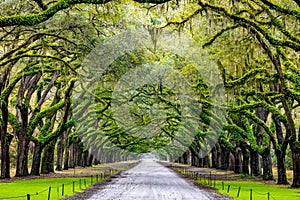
87, 160, 220, 200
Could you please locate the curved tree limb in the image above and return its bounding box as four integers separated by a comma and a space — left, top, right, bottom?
259, 0, 300, 20
0, 0, 172, 27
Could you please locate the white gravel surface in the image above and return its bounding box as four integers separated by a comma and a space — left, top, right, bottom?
88, 160, 214, 200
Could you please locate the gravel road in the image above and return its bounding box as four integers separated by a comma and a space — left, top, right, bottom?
87, 160, 218, 200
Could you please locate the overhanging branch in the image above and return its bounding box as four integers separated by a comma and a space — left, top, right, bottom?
0, 0, 172, 27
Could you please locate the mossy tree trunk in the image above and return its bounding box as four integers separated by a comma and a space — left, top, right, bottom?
291, 146, 300, 187
273, 116, 289, 184
15, 74, 41, 177
56, 134, 64, 171
0, 97, 10, 178
250, 150, 260, 176
262, 146, 273, 181
15, 133, 30, 176
241, 144, 250, 175
41, 141, 56, 174
30, 143, 43, 176
63, 143, 70, 170
234, 149, 242, 174
68, 142, 75, 168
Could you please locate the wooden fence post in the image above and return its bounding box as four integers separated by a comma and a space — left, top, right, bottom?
227, 185, 230, 193
62, 184, 65, 196
48, 187, 51, 200
237, 187, 241, 197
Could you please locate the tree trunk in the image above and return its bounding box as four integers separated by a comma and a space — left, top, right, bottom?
291, 146, 300, 187
56, 134, 64, 171
262, 146, 273, 180
202, 155, 210, 168
273, 116, 288, 184
68, 143, 75, 168
182, 151, 188, 164
0, 68, 11, 178
15, 132, 30, 177
0, 97, 10, 178
76, 145, 84, 167
275, 150, 288, 184
234, 149, 242, 174
229, 153, 235, 171
241, 145, 249, 175
250, 149, 260, 176
190, 148, 196, 166
83, 151, 88, 167
220, 147, 229, 170
87, 153, 93, 167
63, 144, 70, 170
63, 129, 71, 170
211, 146, 218, 168
94, 157, 100, 165
41, 142, 55, 174
30, 143, 43, 175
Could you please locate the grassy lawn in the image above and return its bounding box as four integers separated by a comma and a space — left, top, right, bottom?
172, 163, 299, 199
0, 177, 102, 200
1, 161, 136, 199
196, 179, 300, 200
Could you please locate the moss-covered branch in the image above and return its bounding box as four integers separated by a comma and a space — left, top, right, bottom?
259, 0, 300, 20
163, 8, 204, 28
228, 101, 287, 124
8, 112, 21, 133
27, 101, 65, 136
0, 0, 171, 27
225, 67, 270, 88
241, 110, 277, 150
260, 2, 300, 45
197, 1, 300, 51
203, 24, 239, 48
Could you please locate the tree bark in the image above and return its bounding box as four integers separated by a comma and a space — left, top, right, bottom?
220, 146, 229, 170
87, 153, 93, 167
30, 143, 43, 175
275, 150, 289, 184
234, 149, 242, 174
15, 74, 41, 177
15, 132, 30, 177
211, 147, 217, 168
0, 97, 10, 178
68, 142, 75, 168
291, 146, 300, 187
229, 153, 235, 171
273, 115, 289, 184
250, 149, 260, 176
41, 142, 55, 174
241, 144, 249, 175
56, 134, 64, 171
63, 144, 70, 170
262, 146, 273, 180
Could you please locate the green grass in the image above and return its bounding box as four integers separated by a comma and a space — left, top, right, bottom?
172, 165, 300, 200
196, 179, 300, 200
0, 176, 102, 200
